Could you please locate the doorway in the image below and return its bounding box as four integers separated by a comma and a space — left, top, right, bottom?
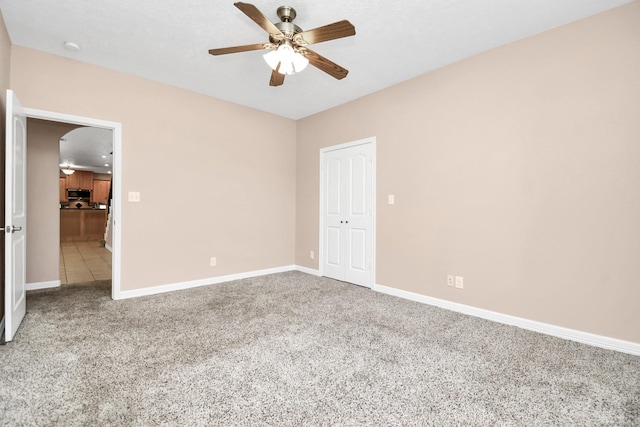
319, 137, 376, 288
24, 107, 122, 299
58, 126, 113, 285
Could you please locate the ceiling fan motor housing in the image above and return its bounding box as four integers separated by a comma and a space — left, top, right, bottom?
271, 6, 303, 45
274, 21, 302, 35
277, 6, 296, 22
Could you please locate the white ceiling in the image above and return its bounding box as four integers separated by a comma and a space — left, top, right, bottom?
59, 127, 113, 175
0, 0, 632, 120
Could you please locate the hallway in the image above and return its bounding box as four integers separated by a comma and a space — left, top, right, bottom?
60, 241, 111, 284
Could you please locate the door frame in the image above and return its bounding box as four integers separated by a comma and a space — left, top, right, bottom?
318, 136, 376, 288
24, 107, 122, 300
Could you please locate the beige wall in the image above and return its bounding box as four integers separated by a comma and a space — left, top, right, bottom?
10, 47, 297, 291
296, 3, 640, 343
26, 119, 81, 284
0, 8, 12, 322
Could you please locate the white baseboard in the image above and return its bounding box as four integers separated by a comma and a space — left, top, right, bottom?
115, 265, 297, 300
374, 283, 640, 357
104, 243, 112, 252
295, 265, 320, 276
26, 280, 61, 291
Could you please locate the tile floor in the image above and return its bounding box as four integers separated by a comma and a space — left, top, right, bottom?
60, 241, 112, 285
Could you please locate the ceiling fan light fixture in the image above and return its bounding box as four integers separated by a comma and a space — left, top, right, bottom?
292, 52, 309, 73
263, 43, 308, 75
263, 49, 280, 70
278, 59, 295, 75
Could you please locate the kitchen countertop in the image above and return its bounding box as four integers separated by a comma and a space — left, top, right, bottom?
60, 207, 106, 210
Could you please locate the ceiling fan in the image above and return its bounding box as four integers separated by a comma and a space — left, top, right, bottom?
208, 2, 356, 87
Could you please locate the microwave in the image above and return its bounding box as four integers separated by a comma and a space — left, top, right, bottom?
68, 189, 90, 200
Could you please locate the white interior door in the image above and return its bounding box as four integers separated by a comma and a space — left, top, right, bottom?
4, 90, 27, 342
321, 141, 374, 287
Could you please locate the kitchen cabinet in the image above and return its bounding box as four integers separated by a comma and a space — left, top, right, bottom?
65, 170, 94, 190
65, 171, 79, 189
79, 172, 94, 190
59, 178, 67, 202
91, 180, 111, 204
60, 209, 107, 241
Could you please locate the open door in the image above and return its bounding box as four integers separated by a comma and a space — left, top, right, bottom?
4, 90, 27, 342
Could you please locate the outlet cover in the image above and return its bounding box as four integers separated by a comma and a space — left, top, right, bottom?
210, 257, 217, 267
128, 191, 141, 202
455, 276, 464, 289
310, 250, 315, 259
447, 275, 454, 287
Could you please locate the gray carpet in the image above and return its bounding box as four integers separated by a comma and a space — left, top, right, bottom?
1, 272, 638, 426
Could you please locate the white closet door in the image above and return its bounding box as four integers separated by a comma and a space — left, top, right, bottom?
322, 142, 373, 287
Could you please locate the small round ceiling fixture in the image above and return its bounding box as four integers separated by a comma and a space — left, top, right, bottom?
64, 41, 81, 52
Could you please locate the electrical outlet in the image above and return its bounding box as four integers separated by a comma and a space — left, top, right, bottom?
210, 257, 217, 267
128, 191, 141, 202
388, 194, 395, 205
455, 276, 464, 289
447, 275, 454, 287
310, 250, 315, 259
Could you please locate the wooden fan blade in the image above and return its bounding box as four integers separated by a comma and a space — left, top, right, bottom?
234, 2, 282, 36
208, 43, 268, 56
269, 65, 285, 86
297, 20, 355, 45
305, 49, 349, 80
